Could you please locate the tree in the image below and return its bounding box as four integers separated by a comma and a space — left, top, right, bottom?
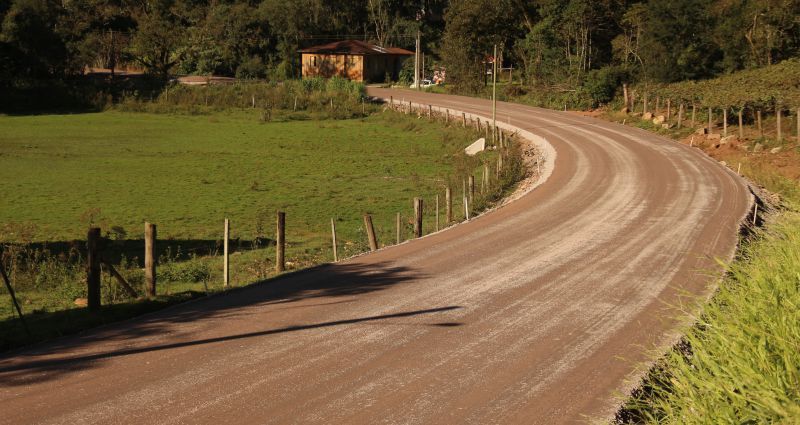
637, 0, 721, 82
128, 3, 184, 78
720, 0, 800, 69
1, 0, 69, 79
440, 0, 519, 92
368, 0, 391, 46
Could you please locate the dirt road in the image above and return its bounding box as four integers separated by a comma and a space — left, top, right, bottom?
0, 89, 751, 424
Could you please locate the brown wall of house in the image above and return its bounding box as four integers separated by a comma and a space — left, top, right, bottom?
302, 53, 363, 81
302, 53, 410, 83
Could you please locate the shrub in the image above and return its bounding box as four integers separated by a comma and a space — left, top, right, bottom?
582, 66, 623, 107
236, 56, 267, 79
157, 256, 211, 283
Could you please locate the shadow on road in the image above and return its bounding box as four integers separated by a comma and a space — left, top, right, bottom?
0, 260, 453, 386
0, 306, 460, 376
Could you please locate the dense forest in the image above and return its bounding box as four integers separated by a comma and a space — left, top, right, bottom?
1, 0, 799, 95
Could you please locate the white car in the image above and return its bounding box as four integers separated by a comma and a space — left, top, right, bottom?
410, 79, 434, 89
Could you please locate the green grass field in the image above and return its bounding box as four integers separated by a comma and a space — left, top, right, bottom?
0, 108, 512, 349
0, 110, 478, 243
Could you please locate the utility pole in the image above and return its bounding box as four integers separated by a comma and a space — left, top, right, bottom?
492, 44, 498, 140
414, 7, 423, 90
414, 27, 420, 89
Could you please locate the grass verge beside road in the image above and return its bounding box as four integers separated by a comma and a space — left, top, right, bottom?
606, 110, 800, 422
617, 208, 800, 423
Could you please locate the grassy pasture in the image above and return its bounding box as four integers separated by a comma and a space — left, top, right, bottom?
0, 110, 473, 242
0, 108, 514, 349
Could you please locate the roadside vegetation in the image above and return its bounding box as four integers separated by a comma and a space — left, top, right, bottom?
617, 208, 800, 423
0, 86, 524, 351
606, 62, 800, 423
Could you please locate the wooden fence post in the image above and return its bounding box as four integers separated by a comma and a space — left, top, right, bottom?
777, 106, 783, 141
331, 218, 338, 262
738, 108, 744, 139
363, 214, 378, 251
623, 83, 629, 110
497, 154, 503, 178
445, 186, 452, 223
435, 194, 440, 231
723, 107, 728, 137
223, 218, 230, 288
481, 165, 487, 194
643, 93, 648, 114
276, 211, 285, 272
463, 178, 467, 219
691, 104, 696, 128
757, 110, 763, 137
144, 222, 156, 297
445, 109, 450, 124
796, 107, 800, 143
413, 198, 423, 238
468, 175, 475, 203
428, 105, 433, 120
708, 107, 713, 134
655, 96, 660, 115
666, 99, 671, 121
677, 103, 684, 128
87, 227, 101, 310
462, 112, 467, 127
464, 196, 470, 220
396, 212, 401, 244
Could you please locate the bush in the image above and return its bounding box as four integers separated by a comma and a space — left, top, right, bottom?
582, 66, 623, 107
126, 80, 370, 119
157, 257, 211, 283
236, 56, 267, 79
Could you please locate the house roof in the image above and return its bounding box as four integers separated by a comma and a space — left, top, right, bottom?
299, 40, 413, 56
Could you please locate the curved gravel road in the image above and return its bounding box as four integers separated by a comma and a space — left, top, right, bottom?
0, 89, 751, 424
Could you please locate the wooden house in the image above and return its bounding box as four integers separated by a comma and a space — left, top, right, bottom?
300, 40, 413, 83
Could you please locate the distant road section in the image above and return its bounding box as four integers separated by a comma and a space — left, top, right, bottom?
0, 89, 751, 424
